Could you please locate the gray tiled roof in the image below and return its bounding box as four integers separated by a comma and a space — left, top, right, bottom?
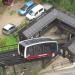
22, 9, 75, 38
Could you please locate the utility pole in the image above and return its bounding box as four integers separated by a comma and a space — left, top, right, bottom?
2, 66, 6, 75
13, 65, 17, 75
0, 62, 6, 75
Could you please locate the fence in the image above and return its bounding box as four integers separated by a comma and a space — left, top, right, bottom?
0, 44, 17, 53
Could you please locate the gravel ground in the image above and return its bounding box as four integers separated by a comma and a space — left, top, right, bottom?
0, 1, 25, 36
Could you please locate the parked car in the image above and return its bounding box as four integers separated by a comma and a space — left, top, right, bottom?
26, 4, 44, 20
17, 1, 36, 16
2, 23, 16, 35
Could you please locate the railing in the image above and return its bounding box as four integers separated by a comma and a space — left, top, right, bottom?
0, 44, 17, 53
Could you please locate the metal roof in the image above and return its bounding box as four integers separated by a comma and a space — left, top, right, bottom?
22, 9, 75, 38
19, 37, 56, 47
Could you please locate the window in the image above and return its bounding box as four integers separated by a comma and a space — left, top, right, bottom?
26, 42, 57, 56
9, 26, 15, 30
21, 5, 28, 10
39, 8, 43, 12
27, 46, 34, 56
33, 44, 42, 55
35, 12, 38, 16
19, 44, 25, 55
29, 10, 34, 16
41, 43, 57, 53
42, 43, 49, 53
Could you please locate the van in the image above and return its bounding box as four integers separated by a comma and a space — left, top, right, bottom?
26, 4, 44, 20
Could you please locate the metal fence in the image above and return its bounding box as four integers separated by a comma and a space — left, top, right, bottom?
0, 44, 17, 53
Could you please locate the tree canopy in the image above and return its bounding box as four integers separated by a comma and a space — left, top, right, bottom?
41, 0, 75, 14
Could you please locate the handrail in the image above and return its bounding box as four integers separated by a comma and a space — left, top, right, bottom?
0, 44, 17, 53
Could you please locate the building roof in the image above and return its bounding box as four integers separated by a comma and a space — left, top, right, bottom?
20, 9, 75, 38
19, 37, 57, 47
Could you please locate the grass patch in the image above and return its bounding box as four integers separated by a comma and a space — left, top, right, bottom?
0, 35, 18, 53
4, 35, 17, 45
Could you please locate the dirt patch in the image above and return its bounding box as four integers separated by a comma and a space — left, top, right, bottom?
0, 1, 25, 36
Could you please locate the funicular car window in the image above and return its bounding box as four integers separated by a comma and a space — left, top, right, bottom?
27, 46, 34, 56
29, 10, 34, 16
33, 44, 42, 55
42, 43, 49, 53
41, 43, 57, 53
19, 44, 24, 55
26, 42, 57, 56
49, 43, 57, 52
42, 43, 57, 52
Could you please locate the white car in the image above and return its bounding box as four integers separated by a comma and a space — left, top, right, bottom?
2, 23, 16, 35
26, 4, 44, 20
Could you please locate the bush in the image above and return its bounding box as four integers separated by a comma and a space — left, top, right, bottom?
13, 19, 27, 36
0, 0, 2, 6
